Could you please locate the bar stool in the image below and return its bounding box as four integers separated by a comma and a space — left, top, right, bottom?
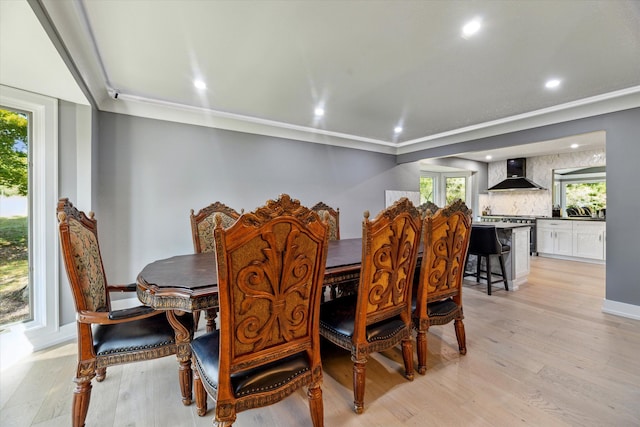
465, 225, 510, 295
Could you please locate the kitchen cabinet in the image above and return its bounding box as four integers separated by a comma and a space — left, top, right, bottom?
537, 219, 605, 261
573, 222, 605, 260
537, 220, 573, 256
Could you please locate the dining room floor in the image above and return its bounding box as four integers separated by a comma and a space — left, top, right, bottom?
2, 256, 639, 427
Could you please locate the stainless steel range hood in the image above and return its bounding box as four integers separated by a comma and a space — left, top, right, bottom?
488, 158, 545, 192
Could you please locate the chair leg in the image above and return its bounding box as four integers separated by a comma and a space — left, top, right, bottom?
193, 366, 208, 416
193, 310, 201, 330
401, 338, 415, 381
475, 255, 481, 283
214, 401, 236, 426
307, 382, 324, 427
95, 367, 106, 382
454, 318, 467, 355
486, 256, 492, 295
352, 359, 367, 414
72, 367, 94, 427
499, 254, 509, 291
204, 309, 217, 332
416, 329, 427, 375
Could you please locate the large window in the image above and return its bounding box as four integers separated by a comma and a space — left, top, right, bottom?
419, 175, 435, 204
565, 182, 606, 212
0, 107, 31, 327
0, 85, 58, 353
420, 171, 472, 207
445, 176, 466, 205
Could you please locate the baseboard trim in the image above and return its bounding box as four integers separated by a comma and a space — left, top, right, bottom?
602, 299, 640, 321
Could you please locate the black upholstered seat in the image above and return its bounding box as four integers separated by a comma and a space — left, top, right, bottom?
93, 312, 193, 356
191, 331, 311, 398
320, 295, 407, 342
465, 224, 510, 295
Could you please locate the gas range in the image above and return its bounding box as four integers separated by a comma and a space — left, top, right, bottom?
480, 215, 538, 225
479, 215, 540, 254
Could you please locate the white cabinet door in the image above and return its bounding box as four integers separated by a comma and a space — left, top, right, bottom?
555, 229, 573, 256
573, 222, 605, 260
537, 227, 555, 254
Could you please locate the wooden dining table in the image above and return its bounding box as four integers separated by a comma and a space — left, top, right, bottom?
136, 238, 365, 404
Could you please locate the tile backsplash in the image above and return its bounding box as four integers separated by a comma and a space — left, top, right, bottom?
484, 149, 605, 217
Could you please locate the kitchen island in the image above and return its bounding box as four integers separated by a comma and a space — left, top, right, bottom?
466, 222, 531, 291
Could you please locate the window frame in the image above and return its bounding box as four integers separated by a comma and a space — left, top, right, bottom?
0, 85, 59, 352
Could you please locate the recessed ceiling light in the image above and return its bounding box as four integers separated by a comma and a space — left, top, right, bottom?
314, 107, 325, 117
545, 79, 561, 89
394, 126, 403, 134
462, 18, 482, 38
571, 143, 579, 149
193, 79, 207, 90
485, 155, 492, 160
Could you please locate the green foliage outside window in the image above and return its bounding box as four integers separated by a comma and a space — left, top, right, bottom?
566, 182, 606, 211
420, 176, 434, 204
0, 109, 28, 196
445, 177, 465, 204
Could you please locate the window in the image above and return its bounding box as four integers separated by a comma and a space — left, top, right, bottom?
564, 181, 606, 212
445, 176, 466, 205
419, 175, 435, 204
0, 107, 31, 327
419, 170, 473, 208
0, 85, 58, 354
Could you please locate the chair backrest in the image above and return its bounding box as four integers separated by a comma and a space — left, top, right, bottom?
57, 198, 110, 313
417, 201, 440, 218
468, 224, 501, 255
311, 202, 340, 240
213, 194, 329, 375
190, 202, 242, 253
416, 199, 472, 307
356, 198, 422, 332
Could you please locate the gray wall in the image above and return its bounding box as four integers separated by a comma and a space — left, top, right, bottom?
402, 107, 640, 307
96, 112, 419, 283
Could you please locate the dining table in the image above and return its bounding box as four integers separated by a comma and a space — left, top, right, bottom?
136, 238, 365, 404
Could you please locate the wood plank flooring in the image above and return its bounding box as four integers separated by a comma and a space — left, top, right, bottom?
2, 256, 639, 426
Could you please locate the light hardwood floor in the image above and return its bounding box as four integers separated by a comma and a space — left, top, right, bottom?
2, 257, 639, 426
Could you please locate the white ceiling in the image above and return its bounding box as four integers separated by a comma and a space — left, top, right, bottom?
8, 1, 640, 157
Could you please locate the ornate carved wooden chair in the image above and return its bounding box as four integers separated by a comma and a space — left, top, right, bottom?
311, 201, 340, 241
190, 194, 329, 426
311, 202, 342, 300
319, 197, 421, 414
413, 199, 472, 374
56, 198, 194, 427
417, 201, 440, 217
190, 201, 242, 331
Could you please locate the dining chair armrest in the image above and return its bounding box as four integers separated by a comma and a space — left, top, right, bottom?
107, 283, 137, 293
77, 307, 160, 325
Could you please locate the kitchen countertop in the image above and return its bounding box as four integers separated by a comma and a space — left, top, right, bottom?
537, 217, 606, 222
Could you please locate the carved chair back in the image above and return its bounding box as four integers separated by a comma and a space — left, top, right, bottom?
416, 199, 472, 315
311, 202, 340, 241
355, 198, 422, 340
417, 201, 440, 218
190, 202, 242, 253
57, 198, 111, 313
213, 194, 329, 389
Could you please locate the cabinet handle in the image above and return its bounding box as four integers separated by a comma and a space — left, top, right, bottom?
550, 231, 553, 238
599, 234, 602, 242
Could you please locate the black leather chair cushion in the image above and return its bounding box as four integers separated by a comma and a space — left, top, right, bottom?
191, 331, 310, 397
411, 297, 458, 317
93, 311, 193, 356
320, 294, 406, 342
